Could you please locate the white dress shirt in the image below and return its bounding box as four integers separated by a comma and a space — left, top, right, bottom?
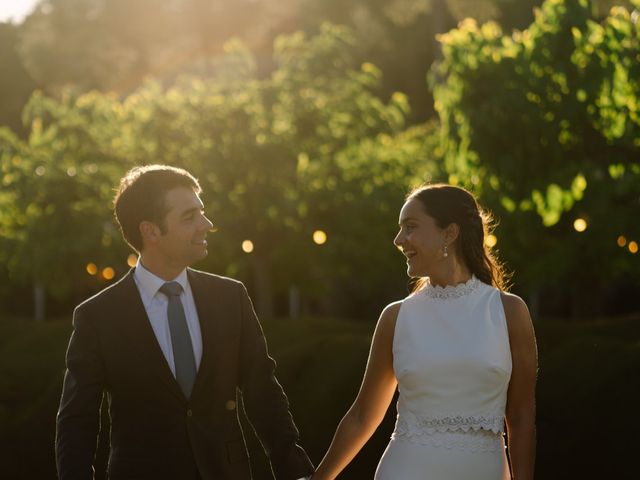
133, 260, 203, 375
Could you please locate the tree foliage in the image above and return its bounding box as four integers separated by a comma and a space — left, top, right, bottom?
0, 90, 132, 299
3, 1, 638, 319
0, 25, 442, 318
17, 0, 294, 93
432, 0, 640, 312
11, 0, 549, 125
0, 23, 37, 134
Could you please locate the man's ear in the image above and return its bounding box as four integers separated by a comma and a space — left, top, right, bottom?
139, 220, 159, 245
445, 223, 460, 244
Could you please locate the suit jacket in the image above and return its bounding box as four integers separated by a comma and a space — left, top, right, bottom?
56, 268, 314, 480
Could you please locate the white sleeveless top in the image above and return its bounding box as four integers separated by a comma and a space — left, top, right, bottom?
391, 276, 512, 451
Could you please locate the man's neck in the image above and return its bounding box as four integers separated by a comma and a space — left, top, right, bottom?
138, 253, 187, 281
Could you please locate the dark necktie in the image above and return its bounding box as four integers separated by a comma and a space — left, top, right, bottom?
159, 281, 197, 398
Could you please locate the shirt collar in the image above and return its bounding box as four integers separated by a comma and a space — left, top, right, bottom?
134, 258, 189, 299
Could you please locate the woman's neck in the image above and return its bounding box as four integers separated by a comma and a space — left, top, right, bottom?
427, 259, 472, 288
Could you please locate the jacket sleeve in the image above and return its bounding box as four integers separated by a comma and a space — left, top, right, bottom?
55, 305, 105, 480
236, 283, 314, 480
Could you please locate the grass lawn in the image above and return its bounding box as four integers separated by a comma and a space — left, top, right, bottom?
0, 314, 639, 479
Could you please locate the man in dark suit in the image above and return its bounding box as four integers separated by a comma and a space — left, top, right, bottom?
56, 165, 314, 480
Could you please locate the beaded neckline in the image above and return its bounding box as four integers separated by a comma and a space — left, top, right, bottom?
423, 275, 481, 300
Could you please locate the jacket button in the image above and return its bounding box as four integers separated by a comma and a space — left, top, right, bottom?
186, 409, 193, 417
225, 400, 236, 411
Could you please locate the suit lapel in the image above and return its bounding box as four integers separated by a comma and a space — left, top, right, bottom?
187, 269, 221, 400
117, 269, 186, 404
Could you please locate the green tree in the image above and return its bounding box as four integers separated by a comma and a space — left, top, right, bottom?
431, 0, 640, 315
17, 0, 296, 94
0, 23, 37, 134
1, 24, 435, 320
303, 121, 444, 318
112, 24, 418, 317
0, 90, 131, 320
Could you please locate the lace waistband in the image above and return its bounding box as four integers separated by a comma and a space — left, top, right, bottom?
391, 412, 505, 452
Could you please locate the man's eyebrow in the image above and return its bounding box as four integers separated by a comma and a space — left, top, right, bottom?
179, 206, 203, 217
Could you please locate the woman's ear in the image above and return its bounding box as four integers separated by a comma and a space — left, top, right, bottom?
445, 223, 460, 244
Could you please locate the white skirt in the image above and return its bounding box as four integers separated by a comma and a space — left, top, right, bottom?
374, 430, 510, 480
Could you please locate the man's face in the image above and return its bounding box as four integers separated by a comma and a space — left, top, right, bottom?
153, 187, 213, 269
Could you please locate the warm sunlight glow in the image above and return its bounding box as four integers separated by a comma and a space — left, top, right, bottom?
617, 235, 627, 247
242, 240, 254, 253
86, 263, 98, 275
313, 230, 327, 245
127, 254, 138, 267
485, 234, 498, 248
629, 241, 638, 254
0, 0, 38, 23
102, 267, 115, 280
573, 218, 587, 232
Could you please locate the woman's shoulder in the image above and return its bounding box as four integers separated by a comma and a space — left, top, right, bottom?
381, 299, 403, 322
499, 291, 534, 339
376, 300, 403, 334
499, 291, 529, 318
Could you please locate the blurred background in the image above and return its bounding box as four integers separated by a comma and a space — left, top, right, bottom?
0, 0, 638, 478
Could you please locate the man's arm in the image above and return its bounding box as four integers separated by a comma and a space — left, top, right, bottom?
55, 306, 105, 480
236, 283, 314, 480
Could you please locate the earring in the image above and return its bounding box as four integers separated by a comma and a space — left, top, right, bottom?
443, 244, 448, 258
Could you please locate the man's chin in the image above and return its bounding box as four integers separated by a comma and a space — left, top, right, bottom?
186, 249, 208, 265
195, 248, 208, 260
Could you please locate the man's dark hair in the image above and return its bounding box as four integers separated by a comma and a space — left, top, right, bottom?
113, 165, 201, 252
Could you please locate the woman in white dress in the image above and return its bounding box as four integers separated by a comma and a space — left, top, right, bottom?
312, 184, 537, 480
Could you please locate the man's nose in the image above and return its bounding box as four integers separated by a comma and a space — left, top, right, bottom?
200, 215, 214, 231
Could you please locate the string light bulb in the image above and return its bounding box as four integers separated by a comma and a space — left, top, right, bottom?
313, 230, 327, 245
242, 240, 254, 253
573, 218, 587, 232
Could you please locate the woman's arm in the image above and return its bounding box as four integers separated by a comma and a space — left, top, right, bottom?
501, 292, 538, 480
312, 302, 401, 480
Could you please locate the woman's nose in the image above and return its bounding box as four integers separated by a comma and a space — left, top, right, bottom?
393, 230, 403, 247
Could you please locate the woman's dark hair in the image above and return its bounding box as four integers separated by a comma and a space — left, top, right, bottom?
113, 164, 201, 252
407, 183, 511, 291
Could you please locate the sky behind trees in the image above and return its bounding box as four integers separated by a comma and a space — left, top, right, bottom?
0, 0, 38, 22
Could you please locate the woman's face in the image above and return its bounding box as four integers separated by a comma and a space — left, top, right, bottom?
393, 198, 447, 278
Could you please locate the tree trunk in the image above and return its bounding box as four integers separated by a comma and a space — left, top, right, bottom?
570, 277, 604, 319
34, 281, 45, 322
288, 285, 300, 320
251, 253, 274, 320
